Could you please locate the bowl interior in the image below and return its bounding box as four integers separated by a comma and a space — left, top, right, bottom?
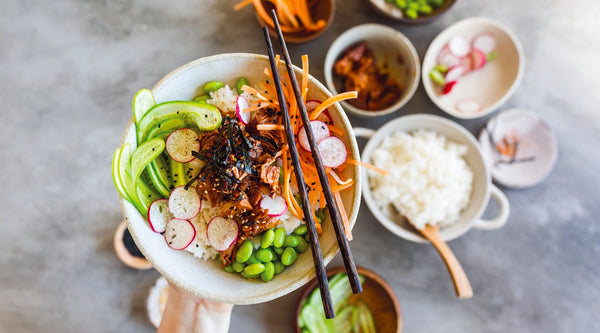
361, 114, 490, 243
369, 0, 457, 24
295, 267, 402, 333
257, 0, 335, 43
422, 17, 524, 119
121, 53, 361, 304
324, 24, 420, 117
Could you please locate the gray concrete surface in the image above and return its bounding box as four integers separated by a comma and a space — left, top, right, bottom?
1, 0, 599, 332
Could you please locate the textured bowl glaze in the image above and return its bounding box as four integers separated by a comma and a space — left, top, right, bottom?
120, 53, 361, 304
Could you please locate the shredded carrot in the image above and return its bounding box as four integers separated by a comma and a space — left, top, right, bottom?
234, 0, 326, 35
331, 181, 354, 193
328, 125, 345, 136
334, 191, 352, 241
256, 124, 284, 131
345, 158, 388, 175
301, 55, 309, 103
309, 91, 358, 120
241, 85, 270, 101
233, 0, 253, 11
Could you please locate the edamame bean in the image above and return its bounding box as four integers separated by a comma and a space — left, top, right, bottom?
304, 234, 310, 242
274, 261, 285, 275
273, 247, 284, 255
236, 240, 254, 263
296, 237, 308, 253
260, 229, 275, 248
293, 224, 308, 236
232, 261, 245, 273
241, 271, 260, 279
255, 248, 274, 263
281, 247, 298, 266
236, 77, 249, 95
273, 227, 286, 248
260, 262, 275, 282
244, 263, 266, 276
284, 235, 299, 248
224, 265, 234, 273
246, 253, 260, 265
203, 81, 224, 93
194, 94, 210, 102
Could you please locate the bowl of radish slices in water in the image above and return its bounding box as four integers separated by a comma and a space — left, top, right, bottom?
112, 53, 362, 304
422, 17, 524, 119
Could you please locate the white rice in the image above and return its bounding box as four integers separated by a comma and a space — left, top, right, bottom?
368, 129, 473, 230
206, 85, 257, 115
186, 200, 220, 260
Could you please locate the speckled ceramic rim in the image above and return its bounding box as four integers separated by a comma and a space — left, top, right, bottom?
359, 114, 498, 243
119, 53, 362, 304
324, 24, 420, 117
422, 17, 525, 119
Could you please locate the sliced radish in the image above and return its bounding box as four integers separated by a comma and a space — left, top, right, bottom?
448, 36, 470, 57
443, 81, 458, 95
165, 128, 200, 163
470, 49, 487, 70
206, 216, 239, 251
259, 195, 288, 217
235, 95, 251, 125
298, 120, 330, 152
472, 33, 496, 54
317, 136, 347, 168
456, 99, 481, 114
148, 199, 172, 233
164, 218, 196, 250
460, 55, 474, 72
168, 186, 201, 220
437, 46, 462, 68
445, 65, 466, 82
305, 100, 321, 112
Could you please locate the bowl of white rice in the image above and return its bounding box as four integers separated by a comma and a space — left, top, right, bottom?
356, 114, 510, 243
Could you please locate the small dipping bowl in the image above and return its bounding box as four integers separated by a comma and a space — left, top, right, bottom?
324, 24, 420, 117
356, 114, 510, 243
255, 0, 335, 43
295, 266, 402, 333
369, 0, 457, 25
114, 220, 153, 270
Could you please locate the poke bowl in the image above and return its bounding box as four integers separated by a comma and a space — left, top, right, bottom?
116, 53, 362, 304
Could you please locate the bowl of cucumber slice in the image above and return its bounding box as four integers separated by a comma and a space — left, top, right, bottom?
296, 266, 402, 333
369, 0, 457, 24
114, 53, 362, 305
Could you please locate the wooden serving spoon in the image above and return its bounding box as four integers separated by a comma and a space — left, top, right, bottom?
418, 223, 473, 299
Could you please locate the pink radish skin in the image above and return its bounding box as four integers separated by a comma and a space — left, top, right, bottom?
259, 195, 288, 217
235, 95, 251, 125
148, 199, 172, 233
306, 100, 333, 124
164, 219, 196, 250
443, 81, 458, 95
470, 49, 487, 70
448, 36, 470, 57
305, 100, 321, 111
445, 65, 466, 82
165, 128, 200, 163
206, 217, 239, 251
437, 46, 462, 68
298, 120, 330, 152
168, 186, 201, 220
472, 33, 496, 54
456, 99, 482, 114
317, 136, 348, 168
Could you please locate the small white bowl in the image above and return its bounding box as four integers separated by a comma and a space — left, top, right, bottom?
120, 53, 362, 304
479, 108, 558, 189
324, 24, 420, 117
355, 114, 510, 243
422, 17, 524, 119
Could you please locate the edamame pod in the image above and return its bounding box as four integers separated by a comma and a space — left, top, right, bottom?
224, 265, 234, 273
260, 262, 275, 282
236, 240, 254, 263
260, 229, 275, 248
293, 224, 308, 236
255, 248, 274, 263
236, 77, 249, 95
284, 235, 300, 248
203, 81, 224, 93
232, 261, 245, 273
296, 237, 308, 253
281, 247, 298, 266
244, 263, 266, 276
273, 227, 286, 248
274, 261, 285, 275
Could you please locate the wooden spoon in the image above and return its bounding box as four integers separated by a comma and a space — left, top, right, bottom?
418, 223, 473, 299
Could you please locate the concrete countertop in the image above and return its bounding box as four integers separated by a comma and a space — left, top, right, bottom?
1, 0, 599, 332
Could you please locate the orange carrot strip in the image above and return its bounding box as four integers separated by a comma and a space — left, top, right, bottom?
233, 0, 253, 11
331, 181, 354, 193
301, 55, 309, 103
328, 125, 345, 136
345, 158, 388, 175
256, 124, 285, 131
251, 0, 302, 33
310, 91, 358, 120
334, 191, 352, 241
241, 85, 269, 101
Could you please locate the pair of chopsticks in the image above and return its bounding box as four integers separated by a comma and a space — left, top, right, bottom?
263, 9, 362, 319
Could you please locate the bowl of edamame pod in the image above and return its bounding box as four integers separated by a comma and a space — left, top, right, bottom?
119, 53, 362, 305
369, 0, 457, 24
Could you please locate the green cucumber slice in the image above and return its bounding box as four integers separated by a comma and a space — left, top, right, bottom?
147, 153, 173, 196
136, 173, 163, 213
130, 138, 165, 187
145, 117, 187, 141
133, 89, 156, 127
330, 305, 355, 333
117, 144, 146, 214
169, 157, 187, 188
137, 101, 222, 143
356, 301, 376, 333
146, 162, 171, 198
112, 147, 131, 202
300, 304, 332, 333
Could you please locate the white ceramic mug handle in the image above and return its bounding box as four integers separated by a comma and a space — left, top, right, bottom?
473, 184, 510, 230
353, 127, 376, 139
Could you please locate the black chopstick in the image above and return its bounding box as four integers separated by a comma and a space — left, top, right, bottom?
263, 27, 335, 319
269, 10, 363, 295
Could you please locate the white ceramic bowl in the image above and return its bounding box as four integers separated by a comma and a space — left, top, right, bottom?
356, 114, 510, 243
324, 24, 420, 117
422, 17, 524, 119
120, 53, 362, 304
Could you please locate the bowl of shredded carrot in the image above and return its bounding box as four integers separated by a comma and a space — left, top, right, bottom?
234, 0, 335, 43
120, 53, 366, 304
